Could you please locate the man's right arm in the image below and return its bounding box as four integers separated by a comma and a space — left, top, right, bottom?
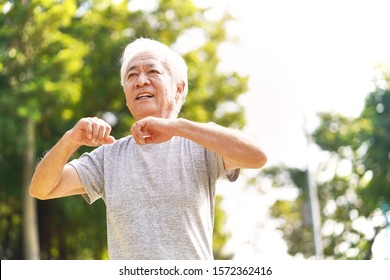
29, 117, 115, 200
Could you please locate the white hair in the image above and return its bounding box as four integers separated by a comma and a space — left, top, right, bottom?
120, 38, 188, 117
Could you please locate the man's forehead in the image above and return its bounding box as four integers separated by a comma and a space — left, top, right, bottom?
127, 51, 165, 69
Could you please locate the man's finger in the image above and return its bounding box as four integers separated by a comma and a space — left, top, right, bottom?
96, 120, 107, 144
90, 119, 100, 144
82, 118, 93, 140
131, 122, 146, 145
103, 123, 112, 141
103, 135, 116, 144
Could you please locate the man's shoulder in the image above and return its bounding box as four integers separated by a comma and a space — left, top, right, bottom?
114, 135, 133, 145
102, 135, 133, 153
106, 135, 133, 147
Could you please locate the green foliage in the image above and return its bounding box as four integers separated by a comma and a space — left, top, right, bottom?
1, 0, 88, 259
212, 196, 233, 260
261, 68, 390, 259
264, 167, 315, 258
0, 0, 248, 259
313, 113, 372, 152
360, 88, 390, 212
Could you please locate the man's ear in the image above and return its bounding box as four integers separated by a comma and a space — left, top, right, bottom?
175, 81, 185, 101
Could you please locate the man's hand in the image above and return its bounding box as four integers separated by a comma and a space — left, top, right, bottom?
68, 117, 116, 147
131, 117, 176, 145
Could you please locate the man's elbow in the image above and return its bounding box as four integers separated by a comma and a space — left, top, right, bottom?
251, 150, 267, 169
29, 189, 43, 200
29, 184, 51, 200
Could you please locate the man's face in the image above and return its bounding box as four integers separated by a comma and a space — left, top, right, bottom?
123, 51, 182, 121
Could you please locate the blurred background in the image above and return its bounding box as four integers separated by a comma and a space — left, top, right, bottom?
1, 0, 390, 260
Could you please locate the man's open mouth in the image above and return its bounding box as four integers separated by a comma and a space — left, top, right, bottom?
136, 93, 154, 100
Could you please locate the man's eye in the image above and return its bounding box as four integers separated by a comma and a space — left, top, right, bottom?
148, 69, 160, 74
127, 73, 137, 80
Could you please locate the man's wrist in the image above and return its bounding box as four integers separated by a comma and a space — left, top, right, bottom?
63, 131, 82, 152
173, 118, 190, 137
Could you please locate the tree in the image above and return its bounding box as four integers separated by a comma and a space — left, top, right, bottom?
261, 66, 390, 259
0, 0, 88, 259
0, 0, 247, 259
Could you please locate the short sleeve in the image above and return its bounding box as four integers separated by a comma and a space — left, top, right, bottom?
205, 148, 240, 183
204, 122, 240, 182
68, 146, 105, 204
225, 168, 240, 182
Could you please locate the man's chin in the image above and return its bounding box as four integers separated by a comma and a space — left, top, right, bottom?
129, 109, 159, 121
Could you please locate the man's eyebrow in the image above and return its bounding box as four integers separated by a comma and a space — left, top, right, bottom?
127, 63, 158, 72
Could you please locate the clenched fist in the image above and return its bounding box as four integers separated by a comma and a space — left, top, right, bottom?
130, 117, 177, 145
68, 117, 116, 147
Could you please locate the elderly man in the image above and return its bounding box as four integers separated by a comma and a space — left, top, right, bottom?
29, 38, 267, 260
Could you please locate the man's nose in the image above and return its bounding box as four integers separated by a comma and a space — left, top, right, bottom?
135, 72, 150, 87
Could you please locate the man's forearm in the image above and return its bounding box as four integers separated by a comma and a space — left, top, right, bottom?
174, 118, 266, 169
29, 131, 79, 199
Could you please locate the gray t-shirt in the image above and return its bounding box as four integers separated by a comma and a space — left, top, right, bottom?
69, 136, 239, 260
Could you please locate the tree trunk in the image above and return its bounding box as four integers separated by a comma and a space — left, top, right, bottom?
22, 117, 40, 259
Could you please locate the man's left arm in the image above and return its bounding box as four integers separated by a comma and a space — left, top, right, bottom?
131, 117, 267, 170
175, 118, 266, 170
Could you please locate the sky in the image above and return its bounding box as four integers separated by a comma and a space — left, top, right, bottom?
210, 0, 390, 168
192, 0, 390, 259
